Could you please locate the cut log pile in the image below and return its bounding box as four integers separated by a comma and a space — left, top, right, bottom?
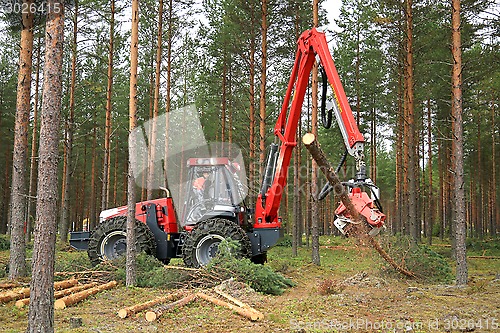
0, 278, 117, 310
118, 282, 264, 323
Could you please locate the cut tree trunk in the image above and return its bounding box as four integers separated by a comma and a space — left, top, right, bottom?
0, 279, 77, 304
196, 292, 262, 321
145, 293, 196, 322
54, 281, 117, 310
16, 282, 98, 308
302, 133, 415, 278
118, 291, 186, 319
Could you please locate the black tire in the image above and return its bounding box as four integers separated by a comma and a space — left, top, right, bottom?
87, 216, 156, 266
251, 252, 267, 265
182, 218, 252, 268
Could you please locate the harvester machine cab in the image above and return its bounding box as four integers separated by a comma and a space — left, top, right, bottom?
181, 158, 247, 229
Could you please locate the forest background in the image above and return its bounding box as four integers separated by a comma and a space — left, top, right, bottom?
0, 0, 498, 266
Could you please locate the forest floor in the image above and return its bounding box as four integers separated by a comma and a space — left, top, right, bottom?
0, 236, 499, 333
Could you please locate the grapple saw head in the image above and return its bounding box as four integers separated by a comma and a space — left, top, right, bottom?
334, 187, 386, 236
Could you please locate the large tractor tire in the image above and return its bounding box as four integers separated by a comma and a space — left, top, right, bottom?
87, 216, 156, 266
182, 218, 252, 268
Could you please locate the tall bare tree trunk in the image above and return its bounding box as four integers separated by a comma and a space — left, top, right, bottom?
147, 0, 163, 200
89, 110, 98, 230
126, 0, 140, 287
60, 0, 78, 243
102, 0, 115, 210
404, 0, 418, 243
451, 0, 467, 286
27, 1, 65, 331
26, 33, 42, 244
427, 99, 433, 245
9, 0, 34, 279
259, 0, 268, 176
491, 102, 497, 237
248, 25, 256, 205
310, 0, 320, 266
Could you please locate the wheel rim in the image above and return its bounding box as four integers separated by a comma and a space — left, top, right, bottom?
195, 234, 225, 266
100, 230, 127, 261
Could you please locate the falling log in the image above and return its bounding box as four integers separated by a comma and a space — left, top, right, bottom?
118, 291, 186, 319
196, 292, 263, 321
145, 293, 196, 322
54, 280, 117, 310
302, 133, 415, 278
0, 278, 78, 303
15, 282, 99, 308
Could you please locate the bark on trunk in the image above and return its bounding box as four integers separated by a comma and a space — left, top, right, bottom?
147, 0, 163, 200
451, 0, 468, 286
405, 0, 418, 243
310, 0, 320, 266
258, 0, 268, 177
27, 2, 65, 331
126, 0, 140, 287
26, 33, 42, 244
60, 0, 78, 243
102, 0, 115, 210
9, 0, 34, 279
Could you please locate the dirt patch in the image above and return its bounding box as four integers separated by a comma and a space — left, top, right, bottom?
342, 271, 388, 288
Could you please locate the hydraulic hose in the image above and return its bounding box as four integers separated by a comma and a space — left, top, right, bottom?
318, 149, 348, 200
320, 67, 332, 129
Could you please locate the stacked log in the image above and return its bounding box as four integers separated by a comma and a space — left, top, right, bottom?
55, 280, 117, 309
145, 293, 197, 322
15, 282, 99, 308
117, 291, 186, 319
0, 278, 78, 304
196, 292, 263, 321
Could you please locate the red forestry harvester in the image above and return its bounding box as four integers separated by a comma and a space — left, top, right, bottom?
70, 28, 386, 267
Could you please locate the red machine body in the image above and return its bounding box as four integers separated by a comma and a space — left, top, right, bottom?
254, 28, 385, 231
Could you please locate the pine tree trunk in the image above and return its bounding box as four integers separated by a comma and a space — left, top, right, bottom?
147, 0, 163, 200
102, 0, 115, 210
27, 1, 65, 331
9, 0, 34, 279
451, 0, 467, 286
0, 151, 12, 234
491, 102, 497, 237
60, 0, 78, 243
310, 0, 320, 266
89, 110, 98, 230
126, 0, 140, 287
248, 31, 256, 205
26, 33, 42, 244
427, 99, 433, 245
404, 0, 418, 243
259, 0, 267, 176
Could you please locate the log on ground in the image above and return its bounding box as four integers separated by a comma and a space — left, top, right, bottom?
213, 284, 264, 319
0, 278, 78, 304
15, 282, 99, 308
145, 293, 196, 322
118, 290, 187, 319
54, 280, 118, 309
196, 292, 263, 321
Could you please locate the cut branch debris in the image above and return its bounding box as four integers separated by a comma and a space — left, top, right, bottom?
145, 293, 196, 322
303, 133, 415, 278
118, 290, 187, 319
55, 280, 117, 309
